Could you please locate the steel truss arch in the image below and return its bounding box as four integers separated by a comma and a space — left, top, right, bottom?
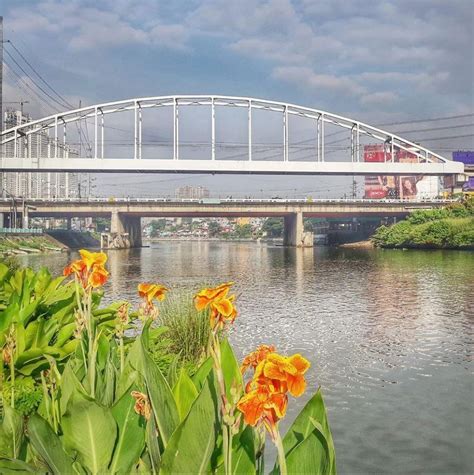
0, 95, 464, 175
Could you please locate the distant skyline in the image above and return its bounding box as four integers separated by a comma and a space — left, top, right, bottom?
2, 0, 473, 197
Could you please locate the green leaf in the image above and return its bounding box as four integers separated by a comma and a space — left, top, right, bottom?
62, 396, 117, 474
134, 322, 179, 447
172, 369, 198, 421
192, 357, 213, 391
0, 406, 24, 458
159, 380, 218, 475
232, 425, 257, 475
220, 339, 244, 402
0, 458, 42, 473
27, 414, 74, 475
276, 388, 336, 475
109, 390, 146, 474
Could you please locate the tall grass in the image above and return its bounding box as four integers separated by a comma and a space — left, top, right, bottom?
149, 290, 211, 377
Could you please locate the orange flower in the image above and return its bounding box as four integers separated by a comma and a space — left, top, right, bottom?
137, 283, 169, 308
88, 267, 109, 288
63, 249, 109, 289
237, 384, 287, 429
254, 353, 310, 397
194, 282, 233, 311
241, 345, 276, 375
79, 249, 107, 270
194, 282, 237, 330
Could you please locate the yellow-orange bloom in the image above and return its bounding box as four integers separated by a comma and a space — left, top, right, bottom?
194, 282, 237, 330
63, 249, 109, 289
241, 344, 276, 375
254, 353, 310, 397
194, 282, 233, 311
88, 267, 109, 288
237, 384, 287, 429
79, 249, 107, 270
137, 283, 169, 308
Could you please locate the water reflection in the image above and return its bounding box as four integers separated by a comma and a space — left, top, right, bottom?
16, 244, 474, 474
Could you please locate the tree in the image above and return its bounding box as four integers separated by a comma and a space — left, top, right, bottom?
262, 218, 283, 238
208, 221, 221, 237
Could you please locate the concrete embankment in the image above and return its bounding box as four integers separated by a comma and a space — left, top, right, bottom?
46, 230, 100, 249
339, 240, 375, 249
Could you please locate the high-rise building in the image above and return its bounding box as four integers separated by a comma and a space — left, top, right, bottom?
1, 109, 79, 199
175, 185, 210, 199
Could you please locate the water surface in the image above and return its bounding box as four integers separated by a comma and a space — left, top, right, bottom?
19, 243, 474, 474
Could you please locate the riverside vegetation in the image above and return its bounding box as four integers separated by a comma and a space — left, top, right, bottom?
372, 198, 474, 250
0, 250, 336, 474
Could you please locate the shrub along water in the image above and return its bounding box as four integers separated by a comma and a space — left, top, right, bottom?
372, 198, 474, 250
0, 250, 336, 474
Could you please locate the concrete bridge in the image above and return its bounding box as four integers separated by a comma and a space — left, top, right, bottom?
0, 197, 456, 247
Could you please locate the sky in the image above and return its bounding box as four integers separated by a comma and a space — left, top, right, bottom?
2, 0, 473, 198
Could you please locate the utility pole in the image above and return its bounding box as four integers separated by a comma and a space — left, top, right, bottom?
0, 16, 3, 132
351, 178, 358, 199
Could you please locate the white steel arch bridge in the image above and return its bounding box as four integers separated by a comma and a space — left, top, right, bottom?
0, 95, 463, 176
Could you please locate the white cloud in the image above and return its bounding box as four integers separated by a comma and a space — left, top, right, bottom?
272, 66, 366, 97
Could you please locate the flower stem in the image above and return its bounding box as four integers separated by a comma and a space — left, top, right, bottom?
272, 424, 287, 475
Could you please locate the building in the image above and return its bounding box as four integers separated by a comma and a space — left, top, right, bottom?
175, 185, 210, 200
1, 109, 79, 199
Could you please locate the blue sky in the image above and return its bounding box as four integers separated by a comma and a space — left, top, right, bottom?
2, 0, 473, 197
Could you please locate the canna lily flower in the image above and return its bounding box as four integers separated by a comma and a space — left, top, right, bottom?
88, 267, 109, 288
194, 282, 233, 311
79, 249, 108, 270
138, 283, 169, 308
241, 344, 276, 375
237, 384, 288, 430
194, 282, 237, 330
254, 353, 310, 398
63, 249, 109, 289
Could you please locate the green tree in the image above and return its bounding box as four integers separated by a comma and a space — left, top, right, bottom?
262, 218, 283, 237
208, 221, 221, 237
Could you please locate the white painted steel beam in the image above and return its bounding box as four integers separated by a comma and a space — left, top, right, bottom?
0, 157, 463, 175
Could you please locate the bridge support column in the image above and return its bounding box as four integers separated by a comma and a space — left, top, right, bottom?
284, 212, 313, 247
22, 207, 29, 229
108, 211, 142, 248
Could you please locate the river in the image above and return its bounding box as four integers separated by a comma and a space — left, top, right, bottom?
18, 242, 473, 474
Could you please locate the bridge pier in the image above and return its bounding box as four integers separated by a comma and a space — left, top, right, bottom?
283, 212, 313, 247
106, 211, 142, 249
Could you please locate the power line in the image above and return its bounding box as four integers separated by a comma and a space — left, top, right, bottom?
4, 49, 68, 110
6, 41, 72, 108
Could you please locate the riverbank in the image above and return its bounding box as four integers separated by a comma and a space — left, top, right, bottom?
0, 234, 64, 256
372, 199, 474, 250
339, 240, 374, 249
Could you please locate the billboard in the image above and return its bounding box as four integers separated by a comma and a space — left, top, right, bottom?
364, 144, 439, 199
453, 151, 474, 165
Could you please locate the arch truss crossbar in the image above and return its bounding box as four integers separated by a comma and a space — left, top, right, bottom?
0, 95, 463, 175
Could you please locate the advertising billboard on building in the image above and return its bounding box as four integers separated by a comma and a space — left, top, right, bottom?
453, 151, 474, 165
364, 145, 439, 199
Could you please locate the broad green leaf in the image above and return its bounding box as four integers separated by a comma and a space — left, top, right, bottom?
27, 414, 74, 475
192, 356, 213, 390
109, 391, 146, 474
232, 425, 257, 475
276, 388, 336, 475
284, 424, 331, 475
0, 406, 24, 458
159, 380, 218, 475
0, 458, 41, 473
220, 339, 244, 402
172, 368, 198, 421
62, 397, 117, 474
146, 416, 162, 474
134, 322, 179, 447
